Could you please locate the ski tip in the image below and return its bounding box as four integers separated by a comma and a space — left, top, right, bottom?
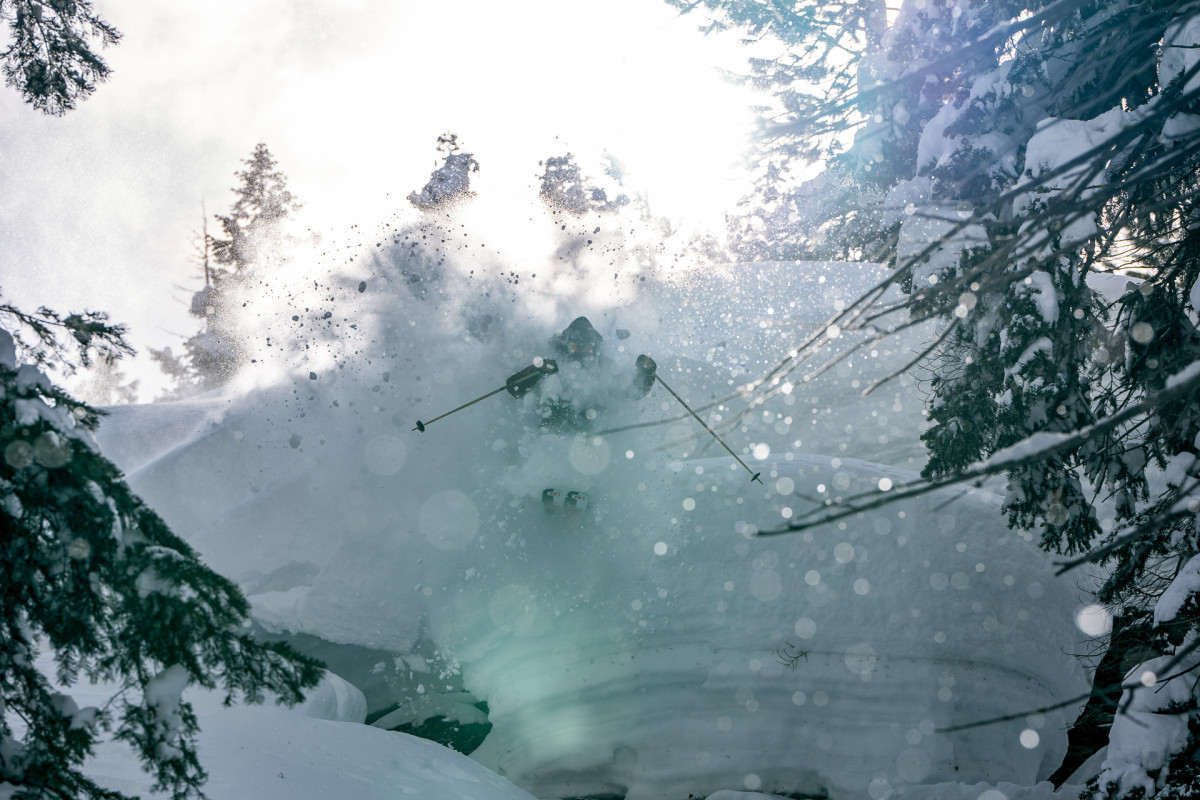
414, 420, 426, 433
751, 472, 763, 484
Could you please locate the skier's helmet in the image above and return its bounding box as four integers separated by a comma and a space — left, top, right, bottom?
550, 316, 602, 362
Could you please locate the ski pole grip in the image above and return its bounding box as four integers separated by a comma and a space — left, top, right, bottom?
506, 364, 550, 398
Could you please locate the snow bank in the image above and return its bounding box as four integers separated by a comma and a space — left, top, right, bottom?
86, 692, 537, 800
15, 652, 531, 800
298, 671, 369, 723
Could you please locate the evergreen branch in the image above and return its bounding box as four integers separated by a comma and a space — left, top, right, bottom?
1056, 476, 1200, 574
759, 363, 1200, 536
940, 637, 1200, 735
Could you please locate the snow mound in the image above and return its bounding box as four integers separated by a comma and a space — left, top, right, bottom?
18, 651, 531, 800
299, 670, 369, 723
85, 694, 537, 800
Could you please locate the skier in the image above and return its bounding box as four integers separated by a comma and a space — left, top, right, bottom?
503, 316, 656, 433
502, 316, 657, 515
412, 316, 762, 496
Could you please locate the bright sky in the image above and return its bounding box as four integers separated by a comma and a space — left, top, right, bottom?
0, 0, 758, 386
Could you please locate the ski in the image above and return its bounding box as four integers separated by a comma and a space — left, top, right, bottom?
541, 488, 590, 518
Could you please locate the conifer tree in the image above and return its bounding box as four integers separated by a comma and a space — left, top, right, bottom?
0, 301, 323, 800
155, 146, 300, 395
408, 134, 480, 212
537, 153, 628, 216
0, 0, 120, 115
211, 144, 300, 274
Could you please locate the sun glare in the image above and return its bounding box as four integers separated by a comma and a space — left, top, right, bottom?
270, 0, 757, 239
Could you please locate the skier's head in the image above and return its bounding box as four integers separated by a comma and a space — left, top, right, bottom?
550, 316, 602, 362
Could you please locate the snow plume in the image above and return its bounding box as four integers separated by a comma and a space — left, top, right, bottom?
107, 191, 734, 647
97, 227, 1092, 799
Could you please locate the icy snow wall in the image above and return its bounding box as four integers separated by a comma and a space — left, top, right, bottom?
97, 232, 1088, 800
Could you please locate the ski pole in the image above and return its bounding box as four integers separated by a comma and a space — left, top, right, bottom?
652, 371, 763, 484
413, 384, 509, 432
413, 361, 554, 432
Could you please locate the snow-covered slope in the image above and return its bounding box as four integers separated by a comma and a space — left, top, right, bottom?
95, 257, 1090, 800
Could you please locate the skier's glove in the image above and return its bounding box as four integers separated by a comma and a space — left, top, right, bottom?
633, 354, 657, 397
505, 359, 558, 398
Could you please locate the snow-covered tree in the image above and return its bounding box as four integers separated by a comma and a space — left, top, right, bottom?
537, 153, 628, 216
0, 300, 132, 374
0, 303, 323, 800
677, 0, 1200, 794
408, 133, 480, 212
155, 147, 300, 396
0, 0, 120, 115
211, 144, 299, 274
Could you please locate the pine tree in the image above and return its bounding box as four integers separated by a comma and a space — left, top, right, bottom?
0, 301, 323, 800
156, 147, 300, 396
211, 144, 300, 274
0, 0, 120, 115
678, 0, 1200, 793
537, 153, 628, 216
407, 134, 480, 212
